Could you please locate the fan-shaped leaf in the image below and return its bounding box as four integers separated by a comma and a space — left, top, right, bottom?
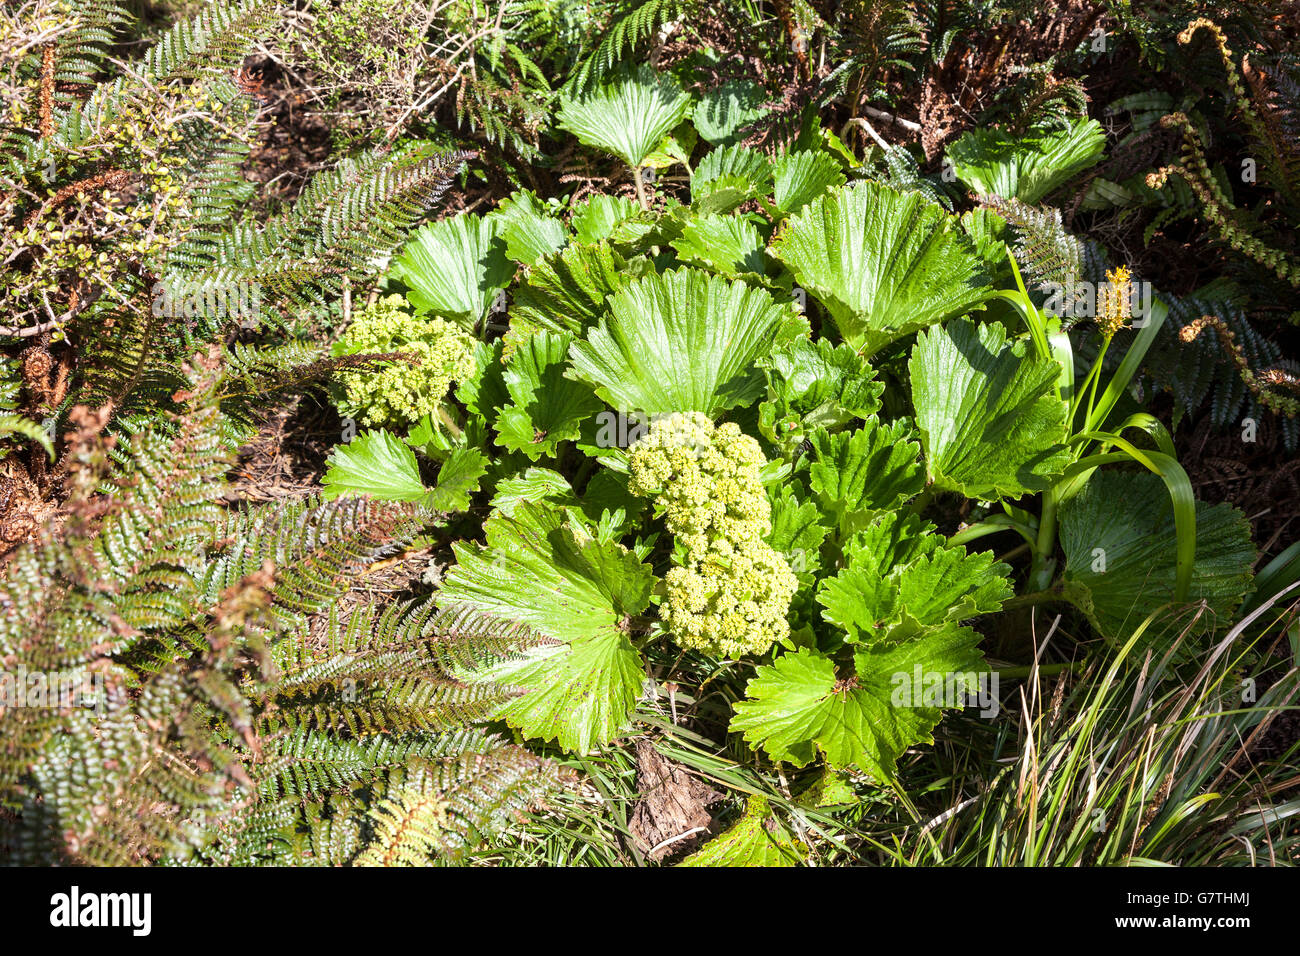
730, 632, 986, 780
910, 319, 1070, 499
773, 181, 991, 357
490, 190, 569, 265
495, 331, 604, 460
510, 242, 632, 336
571, 195, 641, 244
426, 448, 488, 513
693, 80, 769, 146
568, 268, 806, 416
558, 66, 693, 168
772, 150, 845, 216
322, 430, 427, 503
691, 144, 774, 211
391, 214, 513, 328
947, 118, 1106, 204
440, 503, 655, 752
757, 335, 883, 453
678, 795, 804, 867
807, 420, 924, 530
670, 214, 767, 277
1060, 470, 1256, 643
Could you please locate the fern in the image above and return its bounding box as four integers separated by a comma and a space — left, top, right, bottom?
568, 0, 690, 93
0, 354, 566, 865
137, 0, 282, 82
1135, 291, 1299, 448
2, 2, 472, 437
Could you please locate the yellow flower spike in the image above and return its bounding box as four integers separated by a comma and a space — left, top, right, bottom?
1097, 265, 1132, 340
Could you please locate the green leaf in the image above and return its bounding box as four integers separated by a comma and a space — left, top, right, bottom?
456, 340, 508, 422
0, 414, 54, 460
768, 483, 828, 578
479, 627, 644, 755
580, 467, 649, 531
391, 213, 513, 328
807, 420, 924, 528
490, 189, 569, 265
321, 429, 427, 502
693, 79, 769, 146
571, 195, 640, 244
557, 65, 693, 168
947, 118, 1106, 204
511, 243, 631, 335
773, 181, 991, 357
439, 503, 655, 751
772, 149, 845, 216
490, 467, 577, 517
568, 268, 805, 416
910, 319, 1070, 499
818, 543, 1011, 645
1060, 470, 1256, 644
678, 795, 804, 867
426, 447, 488, 513
757, 335, 883, 454
495, 331, 604, 460
642, 123, 697, 170
730, 632, 986, 779
691, 144, 774, 209
670, 214, 767, 277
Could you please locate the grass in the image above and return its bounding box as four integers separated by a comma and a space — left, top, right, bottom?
467, 592, 1300, 866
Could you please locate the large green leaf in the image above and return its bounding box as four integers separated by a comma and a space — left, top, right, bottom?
1060, 470, 1256, 643
910, 319, 1070, 500
730, 631, 986, 780
757, 335, 883, 454
557, 66, 693, 168
568, 268, 805, 416
947, 118, 1106, 204
495, 331, 604, 460
571, 195, 641, 244
768, 483, 829, 578
690, 144, 774, 213
818, 541, 1011, 645
510, 243, 631, 335
773, 181, 991, 357
391, 213, 513, 328
490, 189, 569, 265
670, 214, 767, 277
771, 149, 845, 216
807, 420, 924, 530
321, 429, 427, 503
439, 503, 655, 752
693, 79, 769, 146
425, 448, 489, 513
678, 795, 804, 867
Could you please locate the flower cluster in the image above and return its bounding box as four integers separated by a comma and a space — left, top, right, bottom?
629, 411, 797, 658
334, 294, 476, 426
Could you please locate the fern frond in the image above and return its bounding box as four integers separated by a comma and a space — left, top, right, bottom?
568, 0, 690, 93
137, 0, 282, 82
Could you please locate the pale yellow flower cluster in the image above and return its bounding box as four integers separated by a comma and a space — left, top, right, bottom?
335, 294, 476, 426
629, 412, 797, 658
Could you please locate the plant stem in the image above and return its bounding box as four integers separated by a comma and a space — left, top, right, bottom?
1003, 589, 1060, 610
1082, 336, 1111, 430
1029, 488, 1058, 592
633, 165, 648, 210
